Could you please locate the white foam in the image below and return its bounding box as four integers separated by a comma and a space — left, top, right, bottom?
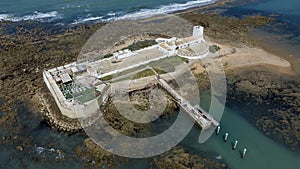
71, 0, 216, 24
0, 14, 11, 21
72, 16, 104, 25
35, 147, 45, 155
48, 148, 56, 152
1, 0, 216, 24
0, 11, 60, 22
107, 11, 117, 16
105, 0, 216, 21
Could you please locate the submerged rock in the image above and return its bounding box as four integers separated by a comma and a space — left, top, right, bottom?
16, 145, 24, 151
227, 69, 300, 151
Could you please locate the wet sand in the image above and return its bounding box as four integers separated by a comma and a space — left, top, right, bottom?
251, 29, 300, 75
217, 41, 293, 73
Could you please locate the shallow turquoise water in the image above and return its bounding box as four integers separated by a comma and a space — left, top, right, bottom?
224, 0, 300, 55
1, 81, 299, 169
180, 90, 300, 169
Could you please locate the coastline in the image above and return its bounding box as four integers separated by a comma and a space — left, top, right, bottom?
0, 0, 300, 168
251, 29, 300, 75
215, 41, 293, 74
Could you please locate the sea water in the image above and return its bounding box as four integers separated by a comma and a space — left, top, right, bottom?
179, 90, 300, 169
0, 0, 216, 24
224, 0, 300, 56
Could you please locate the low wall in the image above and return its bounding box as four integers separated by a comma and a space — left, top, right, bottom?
43, 71, 78, 119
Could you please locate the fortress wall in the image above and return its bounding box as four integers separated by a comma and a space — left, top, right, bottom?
43, 71, 77, 119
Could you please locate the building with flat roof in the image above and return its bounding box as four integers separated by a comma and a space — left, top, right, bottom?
43, 25, 209, 119
157, 26, 205, 56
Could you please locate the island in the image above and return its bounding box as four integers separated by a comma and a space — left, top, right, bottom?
43, 25, 219, 131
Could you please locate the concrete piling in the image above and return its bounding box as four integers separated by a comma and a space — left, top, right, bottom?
233, 140, 238, 150
216, 126, 220, 135
241, 148, 247, 158
224, 133, 228, 142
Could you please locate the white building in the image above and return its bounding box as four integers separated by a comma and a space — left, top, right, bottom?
157, 26, 205, 56
193, 25, 204, 38
113, 49, 135, 60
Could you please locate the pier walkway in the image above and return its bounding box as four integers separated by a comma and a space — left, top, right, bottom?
155, 74, 219, 130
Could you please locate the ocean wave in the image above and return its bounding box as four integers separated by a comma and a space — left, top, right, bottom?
104, 0, 216, 21
0, 14, 10, 21
1, 0, 216, 24
72, 16, 104, 25
71, 0, 216, 24
107, 11, 117, 16
0, 11, 60, 22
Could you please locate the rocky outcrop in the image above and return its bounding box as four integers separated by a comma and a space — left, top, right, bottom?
74, 138, 116, 168
0, 22, 103, 134
227, 70, 300, 151
152, 146, 228, 169
40, 91, 82, 133
180, 11, 275, 46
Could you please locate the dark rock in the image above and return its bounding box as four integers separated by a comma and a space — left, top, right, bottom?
16, 145, 24, 151
227, 70, 300, 151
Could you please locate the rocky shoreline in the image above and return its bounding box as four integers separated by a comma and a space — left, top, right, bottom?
152, 146, 228, 169
226, 68, 300, 151
39, 91, 82, 132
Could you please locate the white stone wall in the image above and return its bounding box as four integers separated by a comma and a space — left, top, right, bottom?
43, 71, 77, 119
193, 26, 204, 38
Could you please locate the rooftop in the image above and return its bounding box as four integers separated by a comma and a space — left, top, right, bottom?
159, 43, 172, 51
61, 73, 72, 84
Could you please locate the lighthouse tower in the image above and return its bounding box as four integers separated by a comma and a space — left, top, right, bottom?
193, 26, 204, 38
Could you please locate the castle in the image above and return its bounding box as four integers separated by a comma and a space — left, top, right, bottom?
43, 25, 210, 119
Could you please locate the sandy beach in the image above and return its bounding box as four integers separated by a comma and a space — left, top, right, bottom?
217, 42, 292, 72
190, 39, 294, 77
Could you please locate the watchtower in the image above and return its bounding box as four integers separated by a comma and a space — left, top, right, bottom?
193, 26, 204, 38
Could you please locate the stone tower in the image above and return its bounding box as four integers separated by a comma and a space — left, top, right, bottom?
193, 26, 204, 38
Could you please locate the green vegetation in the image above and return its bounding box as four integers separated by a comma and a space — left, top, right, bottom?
179, 56, 189, 63
99, 56, 187, 82
149, 56, 187, 72
60, 83, 75, 100
101, 66, 146, 82
132, 69, 155, 79
209, 45, 221, 53
152, 64, 175, 73
65, 93, 73, 100
153, 67, 167, 74
59, 82, 96, 103
122, 40, 157, 51
99, 74, 113, 81
103, 53, 113, 58
76, 88, 96, 103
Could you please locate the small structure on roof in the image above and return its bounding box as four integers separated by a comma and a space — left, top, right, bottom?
113, 49, 134, 60
71, 64, 87, 75
61, 73, 72, 84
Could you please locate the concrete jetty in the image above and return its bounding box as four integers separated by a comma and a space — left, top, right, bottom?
155, 75, 219, 130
